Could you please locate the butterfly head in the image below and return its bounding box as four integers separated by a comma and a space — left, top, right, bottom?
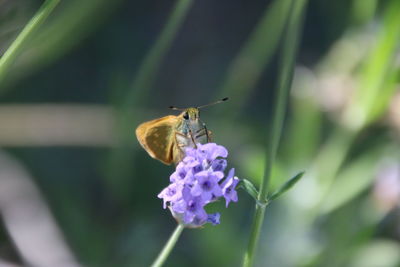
181, 107, 200, 122
169, 97, 228, 128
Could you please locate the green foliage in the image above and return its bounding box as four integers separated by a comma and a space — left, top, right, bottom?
0, 0, 60, 90
239, 178, 260, 203
0, 0, 399, 266
268, 171, 305, 202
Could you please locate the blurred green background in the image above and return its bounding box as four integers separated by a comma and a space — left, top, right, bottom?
0, 0, 399, 266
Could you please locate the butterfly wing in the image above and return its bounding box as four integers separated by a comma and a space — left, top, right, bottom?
135, 115, 178, 165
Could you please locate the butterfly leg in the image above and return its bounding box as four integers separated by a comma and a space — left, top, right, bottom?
202, 123, 211, 142
188, 129, 198, 148
195, 126, 212, 143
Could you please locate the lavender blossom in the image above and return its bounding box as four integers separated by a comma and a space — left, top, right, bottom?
158, 143, 239, 227
207, 213, 221, 225
191, 170, 223, 202
221, 168, 240, 207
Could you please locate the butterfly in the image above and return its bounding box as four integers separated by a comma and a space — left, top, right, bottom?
135, 98, 228, 165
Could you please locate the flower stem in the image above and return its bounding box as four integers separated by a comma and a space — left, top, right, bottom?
151, 224, 185, 267
242, 0, 308, 266
0, 0, 60, 89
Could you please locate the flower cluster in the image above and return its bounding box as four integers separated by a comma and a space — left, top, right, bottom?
158, 143, 239, 227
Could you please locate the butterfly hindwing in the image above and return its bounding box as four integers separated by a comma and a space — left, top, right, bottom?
135, 115, 178, 165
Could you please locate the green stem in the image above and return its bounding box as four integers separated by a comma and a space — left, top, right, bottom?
0, 0, 60, 89
151, 224, 185, 267
242, 205, 266, 267
242, 0, 308, 266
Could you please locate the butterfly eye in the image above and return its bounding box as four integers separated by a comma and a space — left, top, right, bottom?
183, 112, 189, 120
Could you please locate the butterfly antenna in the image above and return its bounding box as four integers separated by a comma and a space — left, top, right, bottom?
169, 106, 185, 111
197, 97, 229, 109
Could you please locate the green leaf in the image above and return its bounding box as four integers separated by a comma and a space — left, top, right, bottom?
239, 179, 260, 202
268, 171, 305, 201
320, 147, 385, 215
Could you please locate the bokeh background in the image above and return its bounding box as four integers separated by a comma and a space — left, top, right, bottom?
0, 0, 399, 266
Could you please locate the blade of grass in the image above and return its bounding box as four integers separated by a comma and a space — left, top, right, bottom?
105, 0, 194, 200
242, 0, 308, 266
125, 0, 194, 106
118, 0, 194, 140
5, 0, 123, 87
215, 0, 292, 118
0, 0, 60, 90
309, 0, 400, 216
343, 0, 400, 131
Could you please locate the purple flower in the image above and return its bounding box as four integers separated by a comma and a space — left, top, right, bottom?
221, 168, 240, 207
204, 143, 228, 160
212, 159, 227, 172
169, 162, 189, 183
158, 143, 239, 227
207, 213, 221, 225
185, 143, 228, 162
182, 191, 207, 224
191, 171, 223, 202
158, 183, 183, 209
